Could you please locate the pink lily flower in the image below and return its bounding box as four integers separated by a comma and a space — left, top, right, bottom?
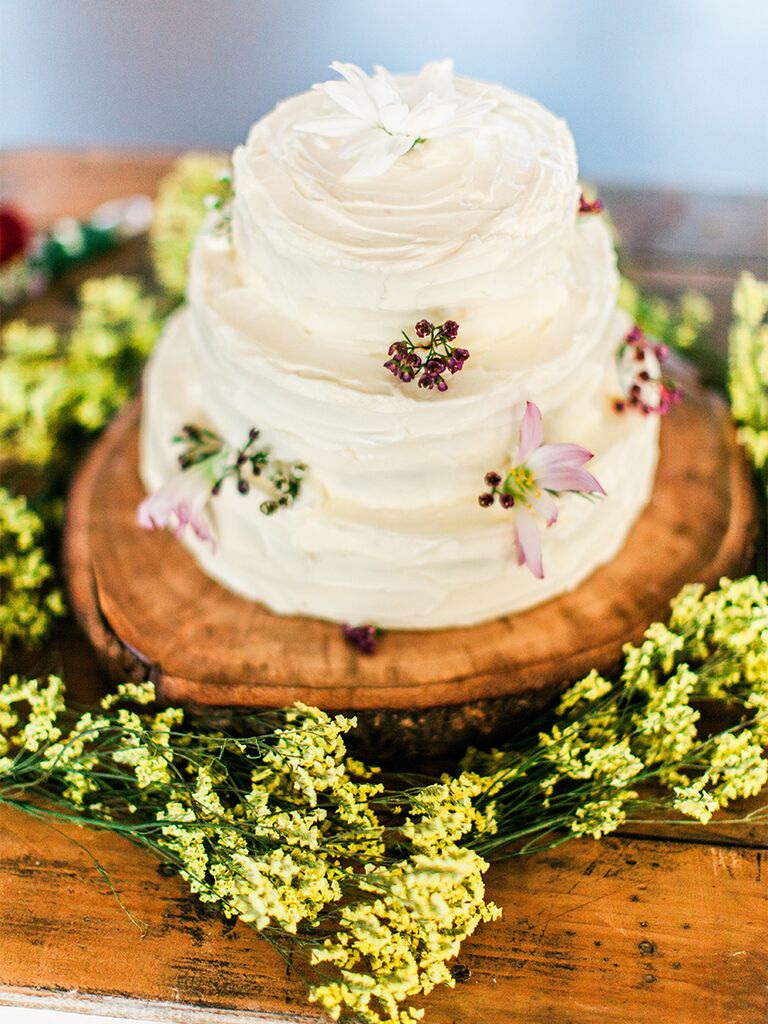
137, 462, 216, 549
480, 402, 604, 579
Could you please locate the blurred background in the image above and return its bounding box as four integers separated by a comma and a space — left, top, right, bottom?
1, 0, 767, 193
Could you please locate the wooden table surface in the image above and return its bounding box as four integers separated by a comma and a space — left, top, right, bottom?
1, 150, 767, 1024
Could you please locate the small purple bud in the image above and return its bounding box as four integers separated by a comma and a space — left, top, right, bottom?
499, 493, 515, 509
654, 343, 670, 362
442, 319, 459, 340
415, 319, 432, 338
237, 479, 250, 495
478, 492, 494, 507
343, 623, 379, 655
626, 326, 644, 345
484, 471, 502, 488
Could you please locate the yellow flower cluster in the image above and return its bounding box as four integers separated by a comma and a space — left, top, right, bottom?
469, 577, 768, 852
0, 488, 64, 660
309, 770, 501, 1024
0, 674, 65, 772
728, 272, 768, 475
0, 276, 161, 469
0, 577, 765, 1020
150, 152, 231, 298
0, 679, 501, 1024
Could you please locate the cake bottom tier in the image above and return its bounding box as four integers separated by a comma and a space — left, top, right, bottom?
140, 310, 660, 629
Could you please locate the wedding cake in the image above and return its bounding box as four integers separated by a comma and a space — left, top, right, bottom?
139, 61, 668, 630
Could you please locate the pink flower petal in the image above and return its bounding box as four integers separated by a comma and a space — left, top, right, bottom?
517, 401, 543, 462
528, 442, 594, 472
528, 443, 605, 495
538, 466, 605, 495
513, 505, 544, 579
137, 464, 216, 549
529, 490, 559, 527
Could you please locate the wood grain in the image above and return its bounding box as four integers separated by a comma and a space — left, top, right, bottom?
63, 376, 757, 733
1, 805, 765, 1024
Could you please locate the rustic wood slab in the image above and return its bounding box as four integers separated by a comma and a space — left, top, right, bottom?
1, 804, 765, 1024
64, 377, 756, 752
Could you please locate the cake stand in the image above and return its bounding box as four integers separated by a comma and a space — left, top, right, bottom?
65, 374, 757, 755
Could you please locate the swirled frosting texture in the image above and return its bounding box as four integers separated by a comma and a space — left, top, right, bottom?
140, 73, 660, 629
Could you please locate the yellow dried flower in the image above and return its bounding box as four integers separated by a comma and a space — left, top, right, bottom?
729, 272, 768, 476
150, 152, 231, 297
0, 277, 161, 471
0, 489, 64, 659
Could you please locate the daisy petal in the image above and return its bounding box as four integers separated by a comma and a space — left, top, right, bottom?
410, 59, 455, 103
322, 80, 380, 122
344, 133, 413, 178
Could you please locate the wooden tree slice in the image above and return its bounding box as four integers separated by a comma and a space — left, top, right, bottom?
64, 378, 757, 754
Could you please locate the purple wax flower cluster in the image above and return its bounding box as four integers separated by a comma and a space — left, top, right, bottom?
614, 326, 682, 416
578, 193, 604, 215
342, 623, 379, 655
384, 318, 469, 393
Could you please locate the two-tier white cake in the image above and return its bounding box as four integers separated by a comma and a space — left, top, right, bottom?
139, 61, 660, 629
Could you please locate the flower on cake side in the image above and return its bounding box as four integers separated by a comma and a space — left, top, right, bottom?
295, 60, 497, 178
479, 402, 604, 579
138, 424, 306, 546
384, 318, 469, 392
342, 623, 380, 655
613, 325, 682, 416
578, 192, 604, 215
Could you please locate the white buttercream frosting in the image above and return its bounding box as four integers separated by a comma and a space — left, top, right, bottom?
140, 67, 660, 629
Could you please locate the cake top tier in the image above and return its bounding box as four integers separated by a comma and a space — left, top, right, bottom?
232, 60, 579, 271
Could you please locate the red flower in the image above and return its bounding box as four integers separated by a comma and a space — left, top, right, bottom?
0, 204, 32, 265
